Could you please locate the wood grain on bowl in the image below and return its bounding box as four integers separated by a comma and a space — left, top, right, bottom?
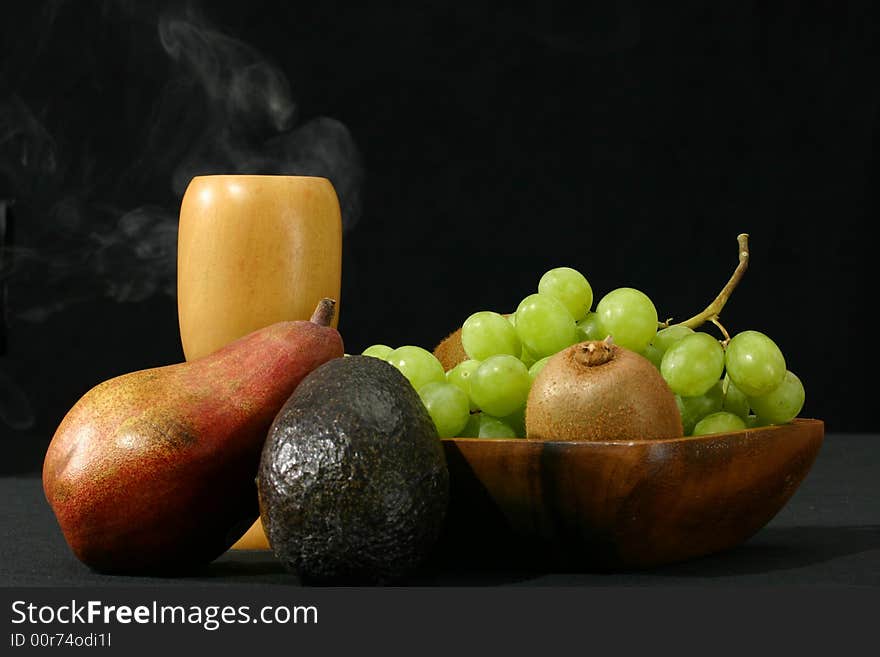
438, 419, 824, 570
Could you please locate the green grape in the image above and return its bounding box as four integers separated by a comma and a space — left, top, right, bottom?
675, 396, 689, 434
419, 382, 471, 438
724, 330, 786, 397
675, 381, 724, 435
640, 344, 663, 369
460, 412, 517, 438
660, 332, 725, 397
469, 354, 531, 417
502, 407, 526, 437
476, 414, 519, 439
747, 370, 805, 425
385, 345, 446, 391
446, 359, 481, 411
362, 344, 393, 359
529, 356, 551, 381
721, 375, 750, 420
595, 287, 658, 352
461, 311, 521, 360
692, 411, 747, 436
576, 312, 606, 342
652, 325, 694, 357
461, 413, 481, 437
514, 293, 577, 359
506, 313, 516, 327
538, 267, 593, 321
745, 414, 764, 428
519, 346, 536, 368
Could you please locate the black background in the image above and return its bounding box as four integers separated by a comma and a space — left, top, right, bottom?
1, 1, 877, 472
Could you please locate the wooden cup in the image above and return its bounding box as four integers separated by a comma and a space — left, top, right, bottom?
177, 175, 342, 549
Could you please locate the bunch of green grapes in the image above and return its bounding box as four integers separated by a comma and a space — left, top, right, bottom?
575, 304, 804, 435
362, 260, 805, 439
361, 338, 532, 439
359, 267, 591, 438
652, 327, 805, 435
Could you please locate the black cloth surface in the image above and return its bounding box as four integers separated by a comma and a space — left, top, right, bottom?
2, 433, 878, 587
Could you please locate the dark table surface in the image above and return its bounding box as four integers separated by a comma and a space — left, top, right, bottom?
2, 433, 878, 588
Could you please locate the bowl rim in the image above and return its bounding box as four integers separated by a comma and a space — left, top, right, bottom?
442, 417, 823, 448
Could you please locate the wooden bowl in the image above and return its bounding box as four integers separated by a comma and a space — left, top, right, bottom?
436, 419, 824, 570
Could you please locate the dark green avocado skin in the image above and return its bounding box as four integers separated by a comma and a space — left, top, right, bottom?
258, 355, 449, 584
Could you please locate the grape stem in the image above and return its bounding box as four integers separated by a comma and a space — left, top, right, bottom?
675, 233, 749, 332
710, 317, 731, 343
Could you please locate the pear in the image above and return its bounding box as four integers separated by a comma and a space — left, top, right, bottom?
43, 299, 344, 573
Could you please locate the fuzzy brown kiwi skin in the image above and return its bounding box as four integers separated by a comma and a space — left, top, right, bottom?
433, 327, 468, 371
525, 341, 683, 442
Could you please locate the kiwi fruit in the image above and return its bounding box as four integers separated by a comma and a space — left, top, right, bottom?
526, 339, 683, 441
433, 326, 468, 371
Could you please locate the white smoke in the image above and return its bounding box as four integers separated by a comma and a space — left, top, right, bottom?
0, 2, 364, 431
0, 5, 363, 322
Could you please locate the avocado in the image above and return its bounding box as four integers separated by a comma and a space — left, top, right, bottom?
257, 355, 449, 584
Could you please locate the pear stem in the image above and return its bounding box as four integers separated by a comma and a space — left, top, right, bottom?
310, 298, 337, 326
675, 233, 750, 330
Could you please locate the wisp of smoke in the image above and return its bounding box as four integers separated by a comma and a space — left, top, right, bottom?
156, 12, 363, 229
159, 16, 297, 133
0, 6, 362, 321
0, 3, 364, 430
